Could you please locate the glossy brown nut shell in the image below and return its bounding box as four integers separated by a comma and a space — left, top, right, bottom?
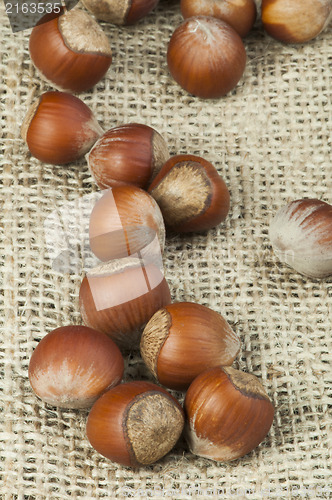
21, 91, 103, 165
140, 302, 240, 390
79, 261, 172, 350
167, 16, 246, 98
86, 381, 184, 467
89, 185, 165, 261
87, 123, 169, 189
29, 9, 112, 92
148, 154, 230, 233
261, 0, 332, 43
28, 325, 124, 408
180, 0, 257, 37
184, 366, 275, 461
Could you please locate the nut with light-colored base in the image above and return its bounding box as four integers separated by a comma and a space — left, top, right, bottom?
86, 381, 184, 467
269, 198, 332, 278
82, 0, 159, 25
79, 258, 171, 350
261, 0, 332, 43
87, 123, 169, 189
167, 16, 246, 98
28, 325, 124, 409
181, 0, 257, 37
184, 366, 274, 462
21, 91, 103, 165
140, 302, 240, 390
148, 154, 230, 233
89, 185, 165, 261
29, 9, 112, 92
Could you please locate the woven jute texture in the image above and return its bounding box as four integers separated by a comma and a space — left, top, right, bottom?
1, 0, 331, 498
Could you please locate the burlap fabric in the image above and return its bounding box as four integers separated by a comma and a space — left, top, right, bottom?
1, 0, 331, 498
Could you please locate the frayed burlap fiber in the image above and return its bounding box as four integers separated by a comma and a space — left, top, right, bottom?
0, 0, 331, 498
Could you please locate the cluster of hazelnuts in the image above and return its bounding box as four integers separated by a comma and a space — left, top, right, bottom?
26, 1, 332, 99
24, 92, 275, 467
23, 0, 332, 470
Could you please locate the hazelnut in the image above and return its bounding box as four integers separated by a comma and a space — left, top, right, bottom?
140, 302, 240, 390
167, 16, 246, 98
86, 381, 184, 466
181, 0, 257, 37
89, 185, 165, 262
87, 123, 169, 190
269, 198, 332, 278
184, 366, 275, 462
261, 0, 332, 43
82, 0, 160, 25
148, 154, 230, 233
28, 325, 124, 408
21, 91, 103, 165
29, 9, 112, 92
79, 258, 171, 350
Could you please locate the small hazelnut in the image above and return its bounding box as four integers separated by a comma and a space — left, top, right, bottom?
181, 0, 257, 37
261, 0, 332, 43
184, 366, 275, 462
148, 154, 230, 233
81, 0, 160, 25
269, 198, 332, 278
167, 16, 246, 98
21, 91, 103, 165
28, 325, 124, 408
89, 185, 165, 262
29, 9, 112, 92
87, 123, 169, 190
86, 381, 185, 467
79, 258, 171, 350
140, 302, 240, 390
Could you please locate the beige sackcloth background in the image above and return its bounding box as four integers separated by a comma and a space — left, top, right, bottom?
1, 0, 331, 498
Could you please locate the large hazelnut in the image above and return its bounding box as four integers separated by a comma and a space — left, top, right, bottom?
28, 325, 124, 408
86, 381, 184, 466
269, 198, 332, 278
148, 154, 230, 233
79, 258, 171, 350
21, 91, 103, 165
140, 302, 240, 390
87, 123, 169, 189
261, 0, 332, 43
184, 366, 274, 462
181, 0, 257, 37
89, 185, 165, 261
29, 9, 112, 92
167, 16, 246, 98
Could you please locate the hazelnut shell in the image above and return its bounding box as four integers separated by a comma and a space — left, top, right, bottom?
28, 325, 124, 408
86, 380, 185, 467
29, 9, 112, 92
148, 154, 230, 233
140, 302, 240, 390
184, 366, 275, 461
